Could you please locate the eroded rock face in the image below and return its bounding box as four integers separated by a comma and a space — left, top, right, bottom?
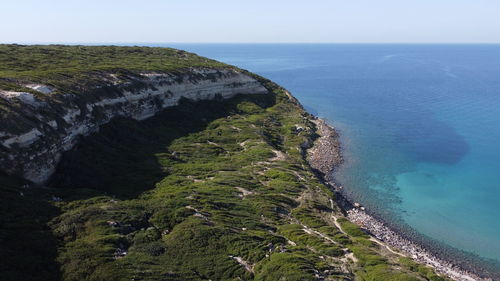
0, 68, 268, 183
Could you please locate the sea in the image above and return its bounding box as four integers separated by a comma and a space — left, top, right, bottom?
159, 43, 500, 274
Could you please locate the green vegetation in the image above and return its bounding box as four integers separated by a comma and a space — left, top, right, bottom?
0, 45, 448, 281
337, 217, 370, 238
0, 44, 228, 92
0, 45, 225, 75
0, 173, 61, 281
399, 257, 447, 281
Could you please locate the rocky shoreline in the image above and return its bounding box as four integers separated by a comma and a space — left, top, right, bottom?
306, 117, 490, 281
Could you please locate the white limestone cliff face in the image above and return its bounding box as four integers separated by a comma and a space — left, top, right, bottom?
0, 68, 268, 183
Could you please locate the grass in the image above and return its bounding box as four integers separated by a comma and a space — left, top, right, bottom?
0, 172, 61, 281
0, 44, 228, 92
337, 217, 370, 238
0, 45, 448, 281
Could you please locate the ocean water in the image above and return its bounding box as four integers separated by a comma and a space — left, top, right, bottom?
165, 44, 500, 270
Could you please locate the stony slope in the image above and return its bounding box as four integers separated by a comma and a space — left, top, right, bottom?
0, 45, 448, 281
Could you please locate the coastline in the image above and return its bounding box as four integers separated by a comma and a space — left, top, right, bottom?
306, 117, 491, 281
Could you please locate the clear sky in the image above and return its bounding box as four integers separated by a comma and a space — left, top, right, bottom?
1, 0, 499, 44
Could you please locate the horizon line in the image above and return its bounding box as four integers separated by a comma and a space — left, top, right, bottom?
2, 42, 500, 46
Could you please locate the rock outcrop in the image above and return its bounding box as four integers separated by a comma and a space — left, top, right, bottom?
0, 68, 268, 183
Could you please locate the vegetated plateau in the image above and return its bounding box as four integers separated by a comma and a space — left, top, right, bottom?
0, 45, 447, 281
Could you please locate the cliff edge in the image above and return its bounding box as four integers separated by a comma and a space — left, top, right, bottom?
0, 45, 267, 183
0, 45, 451, 281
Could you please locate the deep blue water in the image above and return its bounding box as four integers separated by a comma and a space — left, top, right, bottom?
165, 44, 500, 268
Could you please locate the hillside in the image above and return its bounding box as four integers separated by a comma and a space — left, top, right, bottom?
0, 45, 447, 281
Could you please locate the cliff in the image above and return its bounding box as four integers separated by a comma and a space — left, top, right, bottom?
0, 68, 267, 183
0, 45, 449, 281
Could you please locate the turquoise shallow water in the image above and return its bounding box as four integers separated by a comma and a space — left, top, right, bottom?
165, 44, 500, 270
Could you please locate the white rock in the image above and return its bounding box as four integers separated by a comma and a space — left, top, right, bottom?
1, 68, 268, 183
